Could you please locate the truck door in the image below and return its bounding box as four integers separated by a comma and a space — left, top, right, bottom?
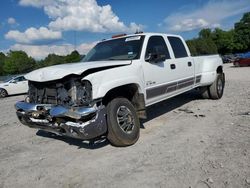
143, 35, 179, 105
167, 36, 195, 83
143, 35, 195, 106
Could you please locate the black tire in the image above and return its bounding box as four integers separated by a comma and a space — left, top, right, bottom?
0, 88, 8, 98
200, 86, 210, 99
209, 73, 225, 99
107, 97, 140, 147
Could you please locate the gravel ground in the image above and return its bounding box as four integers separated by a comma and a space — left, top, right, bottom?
0, 63, 249, 188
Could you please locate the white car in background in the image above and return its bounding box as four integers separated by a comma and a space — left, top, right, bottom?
0, 75, 28, 98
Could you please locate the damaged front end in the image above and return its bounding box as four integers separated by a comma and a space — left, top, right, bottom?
15, 77, 107, 140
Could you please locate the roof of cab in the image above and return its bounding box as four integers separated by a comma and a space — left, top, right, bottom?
101, 32, 182, 42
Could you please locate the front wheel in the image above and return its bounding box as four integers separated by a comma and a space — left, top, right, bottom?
107, 97, 140, 147
0, 88, 8, 98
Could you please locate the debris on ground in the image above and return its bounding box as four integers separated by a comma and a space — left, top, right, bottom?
178, 108, 194, 114
245, 178, 250, 184
207, 177, 214, 184
238, 111, 250, 116
178, 108, 206, 118
194, 114, 206, 118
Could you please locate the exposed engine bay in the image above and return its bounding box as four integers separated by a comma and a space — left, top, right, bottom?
28, 77, 92, 107
15, 76, 108, 140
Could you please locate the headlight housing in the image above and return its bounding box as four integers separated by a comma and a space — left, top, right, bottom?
75, 80, 92, 106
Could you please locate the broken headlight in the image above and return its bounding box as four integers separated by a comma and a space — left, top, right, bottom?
75, 80, 92, 106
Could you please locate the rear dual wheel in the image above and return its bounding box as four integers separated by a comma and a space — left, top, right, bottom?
200, 73, 225, 99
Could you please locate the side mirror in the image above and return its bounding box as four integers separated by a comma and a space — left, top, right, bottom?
11, 80, 17, 84
145, 53, 166, 63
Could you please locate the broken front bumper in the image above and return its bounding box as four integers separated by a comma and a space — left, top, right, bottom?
15, 101, 107, 140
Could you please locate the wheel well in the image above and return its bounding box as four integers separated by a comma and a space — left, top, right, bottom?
102, 84, 146, 119
216, 66, 225, 83
0, 88, 8, 93
217, 66, 223, 74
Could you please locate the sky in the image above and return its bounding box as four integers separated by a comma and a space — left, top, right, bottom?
0, 0, 250, 59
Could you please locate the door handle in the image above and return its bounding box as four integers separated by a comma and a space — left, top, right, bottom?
188, 62, 192, 66
170, 64, 176, 69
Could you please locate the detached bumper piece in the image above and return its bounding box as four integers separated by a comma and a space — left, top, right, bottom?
15, 101, 107, 140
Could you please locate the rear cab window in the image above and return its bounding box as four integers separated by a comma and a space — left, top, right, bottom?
168, 36, 188, 58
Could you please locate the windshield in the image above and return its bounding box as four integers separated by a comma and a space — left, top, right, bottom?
82, 35, 145, 62
4, 77, 14, 83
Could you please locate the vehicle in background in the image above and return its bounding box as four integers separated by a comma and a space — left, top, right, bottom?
233, 52, 250, 67
221, 54, 239, 64
0, 75, 28, 98
234, 58, 250, 67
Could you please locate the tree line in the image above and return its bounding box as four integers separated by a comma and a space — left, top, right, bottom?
186, 12, 250, 56
0, 50, 82, 76
0, 12, 249, 76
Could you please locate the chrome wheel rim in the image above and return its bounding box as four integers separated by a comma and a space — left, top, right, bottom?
116, 106, 135, 134
217, 78, 223, 95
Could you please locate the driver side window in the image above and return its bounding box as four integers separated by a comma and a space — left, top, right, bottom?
14, 76, 26, 82
145, 36, 170, 60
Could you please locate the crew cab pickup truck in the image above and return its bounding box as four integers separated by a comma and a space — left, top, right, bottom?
15, 33, 225, 146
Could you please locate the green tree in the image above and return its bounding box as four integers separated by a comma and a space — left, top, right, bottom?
0, 52, 6, 76
199, 28, 213, 39
64, 50, 81, 63
41, 54, 66, 67
186, 30, 218, 56
234, 12, 250, 52
186, 40, 198, 56
195, 38, 218, 55
3, 51, 35, 75
212, 28, 235, 54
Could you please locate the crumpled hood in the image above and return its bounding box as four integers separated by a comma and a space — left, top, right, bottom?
25, 60, 131, 82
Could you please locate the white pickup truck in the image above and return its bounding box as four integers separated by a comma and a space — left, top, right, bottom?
15, 33, 225, 146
